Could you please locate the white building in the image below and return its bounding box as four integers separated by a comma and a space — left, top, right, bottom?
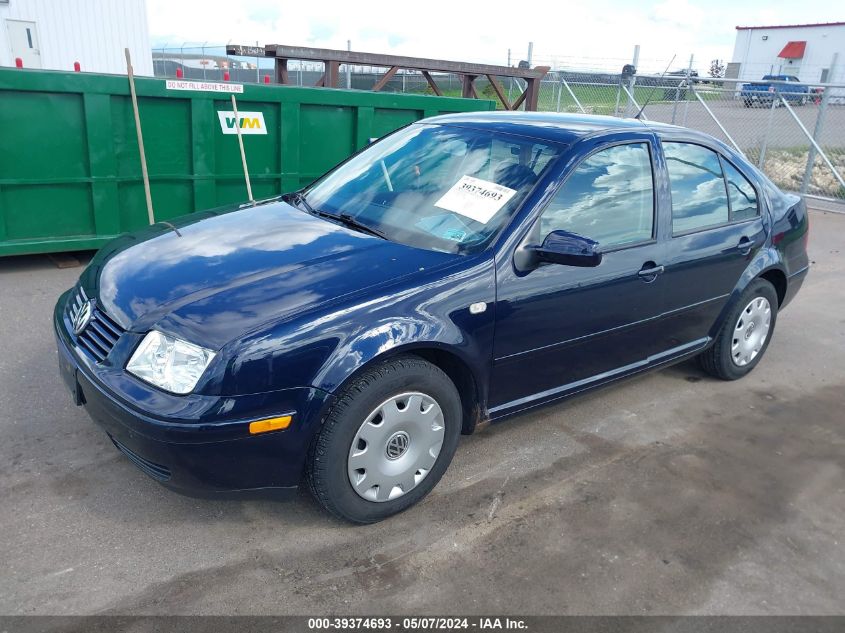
729, 22, 845, 85
1, 0, 152, 75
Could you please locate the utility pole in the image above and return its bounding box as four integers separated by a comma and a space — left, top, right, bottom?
527, 42, 533, 67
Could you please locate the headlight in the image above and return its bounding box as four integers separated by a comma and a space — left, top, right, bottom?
126, 331, 216, 395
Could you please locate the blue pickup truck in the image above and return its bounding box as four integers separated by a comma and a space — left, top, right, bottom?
741, 75, 812, 107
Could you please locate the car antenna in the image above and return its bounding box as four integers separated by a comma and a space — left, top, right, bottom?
634, 54, 677, 120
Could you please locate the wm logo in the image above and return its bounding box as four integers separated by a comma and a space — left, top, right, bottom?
217, 111, 268, 135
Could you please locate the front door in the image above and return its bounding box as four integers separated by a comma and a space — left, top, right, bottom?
6, 20, 42, 69
490, 137, 668, 415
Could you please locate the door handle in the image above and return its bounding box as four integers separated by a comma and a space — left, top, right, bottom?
736, 237, 753, 255
637, 264, 665, 282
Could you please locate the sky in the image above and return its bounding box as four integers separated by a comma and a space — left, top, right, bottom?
145, 0, 843, 73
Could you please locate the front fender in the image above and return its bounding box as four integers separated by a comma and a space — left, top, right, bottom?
219, 255, 496, 403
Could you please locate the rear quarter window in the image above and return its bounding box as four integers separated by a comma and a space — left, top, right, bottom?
721, 159, 759, 221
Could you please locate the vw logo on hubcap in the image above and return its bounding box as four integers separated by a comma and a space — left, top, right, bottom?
385, 431, 410, 460
72, 300, 94, 336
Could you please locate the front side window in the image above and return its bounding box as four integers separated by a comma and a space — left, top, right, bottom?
664, 142, 730, 234
539, 142, 654, 249
303, 124, 561, 254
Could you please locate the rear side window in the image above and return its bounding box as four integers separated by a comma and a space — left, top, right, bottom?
664, 142, 730, 233
722, 159, 759, 221
540, 142, 654, 249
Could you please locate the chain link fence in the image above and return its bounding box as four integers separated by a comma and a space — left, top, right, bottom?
533, 73, 845, 203
151, 46, 844, 204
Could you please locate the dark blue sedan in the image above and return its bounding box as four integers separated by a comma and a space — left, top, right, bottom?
55, 113, 809, 523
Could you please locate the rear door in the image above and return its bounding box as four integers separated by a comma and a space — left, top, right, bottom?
656, 139, 766, 348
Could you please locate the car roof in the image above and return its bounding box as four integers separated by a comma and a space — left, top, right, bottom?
422, 111, 647, 145
422, 111, 721, 147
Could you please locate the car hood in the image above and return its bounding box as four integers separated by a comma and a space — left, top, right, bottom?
83, 201, 455, 348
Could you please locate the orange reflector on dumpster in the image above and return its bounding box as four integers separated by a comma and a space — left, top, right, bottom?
249, 415, 292, 434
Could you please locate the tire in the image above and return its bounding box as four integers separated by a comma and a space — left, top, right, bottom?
699, 279, 779, 380
306, 355, 462, 523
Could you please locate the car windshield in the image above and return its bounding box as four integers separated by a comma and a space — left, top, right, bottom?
301, 124, 562, 254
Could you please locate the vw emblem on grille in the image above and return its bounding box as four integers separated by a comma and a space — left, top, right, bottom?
385, 431, 410, 460
72, 300, 94, 336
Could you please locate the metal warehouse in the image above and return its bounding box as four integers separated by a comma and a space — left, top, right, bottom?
729, 21, 845, 84
0, 0, 152, 75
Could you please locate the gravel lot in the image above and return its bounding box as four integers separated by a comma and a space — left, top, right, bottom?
0, 209, 843, 615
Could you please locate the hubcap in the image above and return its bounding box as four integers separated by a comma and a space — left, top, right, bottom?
731, 296, 772, 367
347, 392, 445, 502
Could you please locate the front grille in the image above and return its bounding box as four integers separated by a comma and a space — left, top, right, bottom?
110, 435, 172, 482
66, 287, 125, 363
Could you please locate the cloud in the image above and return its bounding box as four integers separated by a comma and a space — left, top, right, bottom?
651, 0, 706, 29
541, 144, 654, 245
145, 0, 843, 74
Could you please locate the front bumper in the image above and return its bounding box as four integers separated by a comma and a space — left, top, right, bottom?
54, 291, 331, 496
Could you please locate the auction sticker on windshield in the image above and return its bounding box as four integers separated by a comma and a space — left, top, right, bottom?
435, 175, 517, 224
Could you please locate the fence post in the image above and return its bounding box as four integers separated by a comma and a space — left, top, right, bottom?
800, 53, 838, 194
555, 74, 562, 112
671, 79, 680, 124
681, 54, 694, 126
507, 49, 513, 102
346, 40, 352, 89
758, 96, 778, 169
614, 81, 622, 117
625, 45, 640, 117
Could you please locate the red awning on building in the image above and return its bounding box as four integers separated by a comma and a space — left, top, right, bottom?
778, 41, 806, 59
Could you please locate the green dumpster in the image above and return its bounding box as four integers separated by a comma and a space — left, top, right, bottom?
0, 68, 495, 257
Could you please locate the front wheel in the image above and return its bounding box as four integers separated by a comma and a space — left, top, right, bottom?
698, 279, 779, 380
306, 356, 462, 523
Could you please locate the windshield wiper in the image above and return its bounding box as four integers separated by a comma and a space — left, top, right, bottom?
282, 191, 316, 214
283, 192, 387, 240
331, 212, 388, 240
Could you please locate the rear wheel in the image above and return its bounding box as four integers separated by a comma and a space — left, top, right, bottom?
699, 279, 778, 380
306, 356, 462, 523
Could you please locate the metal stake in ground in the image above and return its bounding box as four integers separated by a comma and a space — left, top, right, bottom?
125, 48, 155, 225
230, 94, 254, 203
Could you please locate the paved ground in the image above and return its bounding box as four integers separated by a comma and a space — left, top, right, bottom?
0, 210, 843, 615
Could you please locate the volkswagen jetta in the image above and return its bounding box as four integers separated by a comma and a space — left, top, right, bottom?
55, 112, 809, 523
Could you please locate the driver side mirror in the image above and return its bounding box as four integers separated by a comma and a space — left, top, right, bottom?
526, 230, 602, 268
